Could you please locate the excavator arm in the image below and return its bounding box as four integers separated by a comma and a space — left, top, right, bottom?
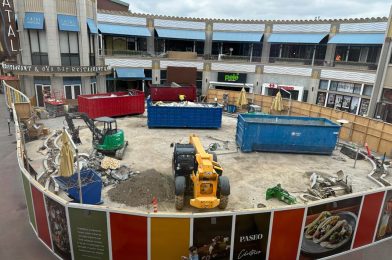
65, 113, 103, 144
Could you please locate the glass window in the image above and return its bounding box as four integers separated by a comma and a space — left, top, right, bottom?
319, 80, 329, 90
335, 46, 348, 61
353, 84, 361, 95
59, 32, 69, 53
382, 89, 392, 102
363, 85, 373, 96
269, 44, 280, 58
359, 99, 370, 116
326, 93, 336, 108
350, 97, 360, 114
330, 81, 338, 91
39, 31, 48, 52
69, 33, 79, 53
367, 46, 381, 63
316, 92, 326, 106
334, 94, 343, 109
30, 31, 40, 52
348, 46, 361, 62
337, 82, 354, 93
64, 85, 82, 99
341, 95, 351, 111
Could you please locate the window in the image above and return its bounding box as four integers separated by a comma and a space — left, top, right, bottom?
196, 71, 203, 96
160, 70, 167, 84
335, 46, 348, 61
326, 93, 336, 108
363, 85, 373, 96
90, 81, 97, 94
316, 92, 326, 106
269, 44, 280, 58
347, 46, 361, 62
64, 84, 81, 99
319, 80, 329, 90
367, 46, 381, 63
359, 99, 370, 116
89, 34, 95, 66
29, 30, 48, 65
329, 81, 338, 91
350, 97, 360, 114
60, 32, 80, 66
35, 84, 51, 107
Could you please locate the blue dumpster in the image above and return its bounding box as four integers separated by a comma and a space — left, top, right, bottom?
54, 169, 102, 205
236, 114, 341, 155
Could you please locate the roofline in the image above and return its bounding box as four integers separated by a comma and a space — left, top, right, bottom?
111, 0, 129, 8
97, 9, 388, 24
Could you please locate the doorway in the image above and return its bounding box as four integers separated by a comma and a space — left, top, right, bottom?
35, 84, 51, 107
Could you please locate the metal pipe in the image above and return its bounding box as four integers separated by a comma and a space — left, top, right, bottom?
354, 147, 360, 168
75, 148, 83, 204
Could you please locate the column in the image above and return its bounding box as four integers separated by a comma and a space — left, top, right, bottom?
152, 60, 160, 84
147, 18, 155, 55
202, 62, 211, 95
15, 0, 31, 65
324, 23, 339, 66
204, 22, 213, 57
261, 23, 273, 63
308, 69, 321, 104
76, 0, 89, 66
43, 0, 61, 65
254, 65, 264, 94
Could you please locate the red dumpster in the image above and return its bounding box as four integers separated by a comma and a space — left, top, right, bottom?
78, 91, 145, 118
149, 83, 196, 102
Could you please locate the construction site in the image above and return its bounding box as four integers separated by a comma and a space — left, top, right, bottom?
22, 96, 383, 213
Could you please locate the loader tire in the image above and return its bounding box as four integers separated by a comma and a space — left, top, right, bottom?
175, 195, 184, 210
218, 195, 229, 209
211, 152, 218, 162
218, 176, 230, 196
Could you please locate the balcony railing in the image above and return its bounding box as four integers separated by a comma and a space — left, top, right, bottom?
332, 61, 378, 71
208, 54, 261, 63
268, 57, 326, 66
104, 49, 153, 57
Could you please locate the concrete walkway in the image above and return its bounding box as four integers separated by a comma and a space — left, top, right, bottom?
0, 94, 55, 260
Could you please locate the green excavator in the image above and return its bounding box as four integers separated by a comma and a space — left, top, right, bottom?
65, 113, 128, 160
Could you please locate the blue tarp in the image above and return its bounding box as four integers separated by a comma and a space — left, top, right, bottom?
87, 18, 98, 34
212, 31, 263, 42
58, 14, 80, 32
116, 68, 145, 79
24, 12, 44, 30
98, 23, 151, 37
328, 33, 384, 45
268, 33, 328, 44
155, 28, 205, 40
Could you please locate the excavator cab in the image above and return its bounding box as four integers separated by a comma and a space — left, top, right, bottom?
172, 134, 230, 210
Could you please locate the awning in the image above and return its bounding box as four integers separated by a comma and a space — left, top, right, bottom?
155, 28, 205, 41
87, 18, 98, 34
58, 14, 80, 32
213, 31, 263, 43
24, 12, 44, 30
116, 68, 145, 79
98, 23, 151, 37
268, 33, 328, 44
328, 33, 384, 45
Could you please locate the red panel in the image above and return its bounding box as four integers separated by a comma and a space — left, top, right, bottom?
110, 213, 147, 260
268, 208, 305, 260
78, 91, 145, 118
150, 85, 197, 102
353, 192, 385, 248
30, 184, 52, 249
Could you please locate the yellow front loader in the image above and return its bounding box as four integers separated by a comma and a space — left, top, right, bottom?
172, 134, 230, 210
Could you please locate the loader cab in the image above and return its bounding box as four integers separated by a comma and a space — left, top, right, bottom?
94, 117, 118, 137
173, 143, 196, 177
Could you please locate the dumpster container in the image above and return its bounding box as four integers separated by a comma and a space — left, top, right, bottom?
54, 169, 102, 205
147, 99, 222, 129
78, 90, 144, 118
236, 114, 340, 155
149, 84, 196, 102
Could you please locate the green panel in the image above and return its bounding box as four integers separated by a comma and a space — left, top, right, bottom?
68, 208, 109, 260
21, 172, 36, 230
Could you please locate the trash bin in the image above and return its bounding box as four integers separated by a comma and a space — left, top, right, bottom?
227, 105, 237, 113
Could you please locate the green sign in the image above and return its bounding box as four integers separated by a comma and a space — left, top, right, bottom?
218, 72, 247, 83
68, 208, 109, 260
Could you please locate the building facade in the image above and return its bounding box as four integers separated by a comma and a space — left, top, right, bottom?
8, 0, 392, 122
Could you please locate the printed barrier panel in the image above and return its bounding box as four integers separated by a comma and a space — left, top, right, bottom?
299, 196, 362, 260
31, 184, 52, 249
45, 195, 72, 260
20, 172, 36, 230
375, 190, 392, 242
68, 207, 109, 260
233, 212, 271, 260
110, 212, 148, 260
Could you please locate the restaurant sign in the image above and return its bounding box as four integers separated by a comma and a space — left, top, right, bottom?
0, 0, 19, 58
2, 63, 110, 74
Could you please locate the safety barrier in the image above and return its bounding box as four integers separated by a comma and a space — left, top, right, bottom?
12, 98, 392, 260
2, 80, 30, 109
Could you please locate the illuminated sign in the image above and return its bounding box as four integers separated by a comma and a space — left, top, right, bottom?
218, 72, 247, 83
0, 0, 19, 58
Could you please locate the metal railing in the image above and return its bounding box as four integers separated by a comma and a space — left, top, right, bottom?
268, 57, 326, 66
2, 80, 30, 109
332, 61, 378, 71
104, 49, 153, 57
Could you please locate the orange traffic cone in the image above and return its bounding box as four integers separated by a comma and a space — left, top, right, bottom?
152, 197, 158, 213
364, 143, 371, 157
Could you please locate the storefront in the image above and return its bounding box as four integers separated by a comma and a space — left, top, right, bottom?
106, 68, 151, 93
209, 72, 253, 92
262, 83, 304, 101
375, 88, 392, 123
316, 79, 373, 116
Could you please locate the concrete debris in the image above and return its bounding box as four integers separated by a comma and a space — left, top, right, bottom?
332, 156, 347, 162
307, 170, 352, 199
101, 156, 121, 170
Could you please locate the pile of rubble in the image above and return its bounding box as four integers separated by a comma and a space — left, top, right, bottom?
82, 153, 137, 187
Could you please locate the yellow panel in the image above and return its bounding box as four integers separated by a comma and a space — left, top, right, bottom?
151, 218, 190, 260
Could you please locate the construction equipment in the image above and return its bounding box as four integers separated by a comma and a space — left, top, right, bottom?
172, 134, 230, 210
266, 184, 297, 205
65, 113, 128, 160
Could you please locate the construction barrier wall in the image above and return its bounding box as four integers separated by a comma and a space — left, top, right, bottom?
13, 104, 392, 260
207, 89, 392, 157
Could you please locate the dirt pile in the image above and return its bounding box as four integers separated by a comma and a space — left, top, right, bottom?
107, 169, 174, 207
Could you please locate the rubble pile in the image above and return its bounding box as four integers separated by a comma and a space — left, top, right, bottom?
83, 153, 136, 187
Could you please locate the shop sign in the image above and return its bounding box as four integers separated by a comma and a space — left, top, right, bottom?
218, 72, 247, 83
267, 83, 295, 91
2, 63, 109, 74
0, 0, 19, 58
